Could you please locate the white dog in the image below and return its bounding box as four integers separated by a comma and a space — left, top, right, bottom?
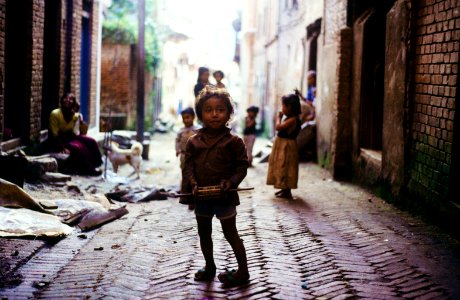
107, 141, 143, 178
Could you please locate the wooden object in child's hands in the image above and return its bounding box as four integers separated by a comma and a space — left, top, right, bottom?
169, 186, 254, 199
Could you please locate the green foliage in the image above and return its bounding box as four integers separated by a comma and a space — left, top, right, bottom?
102, 0, 161, 73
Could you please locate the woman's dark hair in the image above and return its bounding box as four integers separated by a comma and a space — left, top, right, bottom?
197, 67, 210, 83
282, 93, 301, 116
195, 86, 234, 122
213, 70, 224, 79
246, 106, 259, 114
181, 107, 195, 117
60, 93, 77, 108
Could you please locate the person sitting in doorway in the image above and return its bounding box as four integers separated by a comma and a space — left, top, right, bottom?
48, 93, 102, 176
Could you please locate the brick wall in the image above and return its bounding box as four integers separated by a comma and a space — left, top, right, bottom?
0, 0, 4, 141
0, 0, 101, 145
28, 0, 45, 141
89, 0, 99, 127
409, 0, 459, 200
100, 43, 132, 115
71, 0, 82, 101
59, 0, 67, 100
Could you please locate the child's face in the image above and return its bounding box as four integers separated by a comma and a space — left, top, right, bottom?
201, 71, 210, 83
182, 113, 194, 127
61, 95, 75, 109
247, 111, 256, 118
214, 73, 223, 82
202, 96, 230, 130
282, 102, 290, 116
307, 75, 316, 86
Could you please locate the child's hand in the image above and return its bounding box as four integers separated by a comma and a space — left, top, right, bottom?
220, 179, 232, 192
192, 183, 198, 196
278, 111, 284, 119
176, 151, 180, 157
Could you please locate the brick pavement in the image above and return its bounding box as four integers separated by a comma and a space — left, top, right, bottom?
1, 134, 460, 299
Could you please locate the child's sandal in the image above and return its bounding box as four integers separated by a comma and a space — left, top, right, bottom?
218, 269, 250, 287
194, 267, 216, 281
276, 191, 293, 199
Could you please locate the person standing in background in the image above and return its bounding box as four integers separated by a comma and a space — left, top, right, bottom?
266, 93, 301, 199
176, 107, 198, 210
194, 67, 211, 97
243, 106, 259, 167
213, 70, 226, 88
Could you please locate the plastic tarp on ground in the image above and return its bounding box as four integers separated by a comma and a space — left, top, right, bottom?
0, 207, 73, 238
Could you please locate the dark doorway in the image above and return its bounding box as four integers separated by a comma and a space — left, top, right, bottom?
42, 0, 61, 130
4, 0, 33, 142
80, 1, 92, 122
307, 19, 321, 72
358, 9, 385, 150
449, 61, 460, 204
352, 1, 395, 151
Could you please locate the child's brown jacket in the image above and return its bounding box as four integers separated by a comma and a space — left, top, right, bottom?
181, 127, 249, 205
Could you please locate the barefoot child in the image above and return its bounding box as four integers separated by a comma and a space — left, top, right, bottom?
266, 93, 301, 199
175, 107, 198, 169
176, 107, 198, 209
243, 106, 259, 167
180, 85, 250, 286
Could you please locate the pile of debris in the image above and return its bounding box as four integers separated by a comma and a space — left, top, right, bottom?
0, 178, 128, 238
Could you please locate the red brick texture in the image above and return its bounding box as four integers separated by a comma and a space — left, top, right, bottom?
409, 0, 459, 199
100, 43, 133, 116
0, 0, 101, 144
29, 0, 45, 141
0, 0, 5, 141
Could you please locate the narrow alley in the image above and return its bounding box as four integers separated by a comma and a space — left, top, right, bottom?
0, 0, 460, 299
1, 134, 459, 299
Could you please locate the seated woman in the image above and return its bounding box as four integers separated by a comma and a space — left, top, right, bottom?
48, 93, 102, 176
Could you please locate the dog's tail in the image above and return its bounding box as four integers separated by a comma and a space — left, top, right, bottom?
131, 141, 143, 156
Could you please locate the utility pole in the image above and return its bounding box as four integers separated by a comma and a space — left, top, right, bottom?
136, 0, 145, 143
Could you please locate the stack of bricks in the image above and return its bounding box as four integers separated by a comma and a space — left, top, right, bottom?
410, 0, 459, 199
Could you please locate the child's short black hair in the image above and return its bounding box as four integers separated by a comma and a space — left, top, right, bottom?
181, 107, 195, 117
213, 70, 224, 79
246, 106, 259, 114
282, 94, 301, 116
195, 86, 234, 122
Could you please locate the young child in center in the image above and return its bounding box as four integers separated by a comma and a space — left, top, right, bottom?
266, 93, 301, 199
176, 107, 198, 209
213, 70, 226, 88
243, 106, 259, 167
180, 85, 250, 286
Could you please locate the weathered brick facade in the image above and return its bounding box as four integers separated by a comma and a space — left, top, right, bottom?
0, 0, 5, 141
0, 0, 101, 147
100, 41, 156, 130
409, 0, 459, 200
89, 1, 99, 126
315, 0, 459, 218
29, 0, 45, 142
100, 42, 135, 126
